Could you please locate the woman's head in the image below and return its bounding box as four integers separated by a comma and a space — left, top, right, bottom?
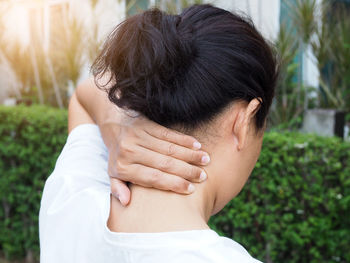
93, 4, 278, 213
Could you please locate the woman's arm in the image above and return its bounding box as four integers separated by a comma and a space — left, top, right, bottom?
74, 78, 210, 206
68, 92, 95, 132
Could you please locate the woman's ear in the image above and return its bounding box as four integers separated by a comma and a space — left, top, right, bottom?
233, 99, 261, 151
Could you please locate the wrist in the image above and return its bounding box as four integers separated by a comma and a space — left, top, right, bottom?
99, 121, 122, 150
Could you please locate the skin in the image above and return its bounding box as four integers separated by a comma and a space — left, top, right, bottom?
71, 78, 211, 206
69, 85, 264, 232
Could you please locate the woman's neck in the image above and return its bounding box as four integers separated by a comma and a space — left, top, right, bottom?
108, 181, 215, 233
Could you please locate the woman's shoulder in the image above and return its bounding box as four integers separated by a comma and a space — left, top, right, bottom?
211, 235, 263, 263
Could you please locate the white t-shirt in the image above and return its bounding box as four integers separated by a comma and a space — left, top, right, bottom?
39, 124, 262, 263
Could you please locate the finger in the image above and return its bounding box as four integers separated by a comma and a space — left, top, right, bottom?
143, 121, 202, 150
129, 146, 207, 183
110, 178, 131, 206
126, 164, 196, 194
138, 132, 210, 165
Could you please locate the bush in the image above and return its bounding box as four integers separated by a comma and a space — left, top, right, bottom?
0, 105, 349, 262
0, 105, 67, 261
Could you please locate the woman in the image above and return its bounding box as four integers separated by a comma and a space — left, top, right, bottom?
40, 4, 278, 262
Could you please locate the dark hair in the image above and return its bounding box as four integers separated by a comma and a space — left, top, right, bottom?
92, 4, 278, 130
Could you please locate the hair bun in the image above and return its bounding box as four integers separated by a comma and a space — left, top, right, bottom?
92, 5, 277, 129
92, 8, 198, 124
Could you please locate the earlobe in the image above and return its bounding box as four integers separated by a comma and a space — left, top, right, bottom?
233, 135, 239, 150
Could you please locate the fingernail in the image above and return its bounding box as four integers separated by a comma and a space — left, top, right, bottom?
200, 171, 207, 181
193, 141, 201, 150
119, 195, 128, 206
187, 184, 195, 193
201, 155, 210, 164
113, 192, 127, 206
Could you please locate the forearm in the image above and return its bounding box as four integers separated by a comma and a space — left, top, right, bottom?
75, 78, 123, 148
75, 78, 118, 124
68, 93, 95, 133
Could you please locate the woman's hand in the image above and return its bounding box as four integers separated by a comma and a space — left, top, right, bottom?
75, 78, 210, 206
100, 116, 210, 206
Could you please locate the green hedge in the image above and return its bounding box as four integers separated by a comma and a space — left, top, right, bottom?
0, 105, 349, 263
0, 105, 67, 261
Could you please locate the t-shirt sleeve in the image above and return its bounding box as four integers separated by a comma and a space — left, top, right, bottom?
47, 124, 110, 194
55, 124, 108, 172
39, 124, 111, 260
